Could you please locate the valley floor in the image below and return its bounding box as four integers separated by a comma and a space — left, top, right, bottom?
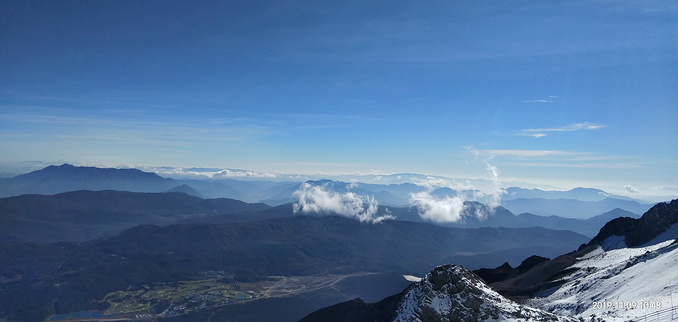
47, 272, 379, 321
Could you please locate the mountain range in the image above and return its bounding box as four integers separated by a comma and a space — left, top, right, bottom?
0, 215, 588, 321
0, 190, 270, 243
0, 164, 178, 197
0, 164, 673, 321
0, 164, 653, 240
0, 189, 640, 244
501, 197, 651, 219
0, 164, 654, 216
302, 199, 678, 322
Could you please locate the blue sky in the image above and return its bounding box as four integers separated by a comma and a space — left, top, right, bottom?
1, 1, 677, 196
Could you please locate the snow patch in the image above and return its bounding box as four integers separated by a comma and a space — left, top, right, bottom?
403, 275, 422, 282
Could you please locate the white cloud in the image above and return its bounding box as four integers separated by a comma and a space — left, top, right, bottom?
522, 96, 557, 103
346, 181, 359, 190
293, 182, 393, 223
469, 147, 645, 170
523, 133, 549, 138
213, 169, 278, 178
483, 161, 505, 210
467, 147, 582, 158
408, 156, 505, 223
625, 185, 640, 193
409, 191, 467, 223
414, 174, 479, 192
416, 176, 453, 190
506, 162, 644, 169
516, 122, 607, 138
148, 167, 277, 179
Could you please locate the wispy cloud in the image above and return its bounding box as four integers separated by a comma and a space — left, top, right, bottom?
0, 106, 279, 147
522, 96, 557, 103
467, 147, 645, 170
472, 149, 582, 158
147, 167, 278, 179
625, 185, 640, 193
506, 161, 645, 169
515, 122, 607, 138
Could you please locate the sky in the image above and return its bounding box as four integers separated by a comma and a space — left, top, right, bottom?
1, 0, 677, 197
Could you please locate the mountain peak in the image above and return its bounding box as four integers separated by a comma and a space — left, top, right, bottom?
589, 199, 678, 248
166, 184, 204, 198
394, 264, 573, 321
38, 163, 150, 176
1, 164, 178, 197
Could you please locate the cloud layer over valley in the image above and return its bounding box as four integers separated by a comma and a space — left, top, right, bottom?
408, 163, 504, 224
293, 182, 394, 223
292, 159, 507, 224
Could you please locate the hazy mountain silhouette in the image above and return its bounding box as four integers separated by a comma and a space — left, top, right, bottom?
166, 183, 204, 198
503, 187, 633, 201
0, 190, 270, 243
389, 203, 638, 238
502, 197, 652, 218
0, 164, 178, 197
0, 185, 639, 245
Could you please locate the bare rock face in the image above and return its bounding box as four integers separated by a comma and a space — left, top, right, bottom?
393, 264, 574, 322
589, 199, 678, 247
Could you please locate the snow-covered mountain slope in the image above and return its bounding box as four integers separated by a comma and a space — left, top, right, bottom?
528, 238, 678, 321
393, 264, 575, 321
303, 200, 678, 322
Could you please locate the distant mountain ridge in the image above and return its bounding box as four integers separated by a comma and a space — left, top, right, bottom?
0, 165, 678, 321
0, 187, 641, 245
502, 197, 652, 219
260, 180, 425, 206
166, 183, 204, 198
0, 190, 270, 243
503, 187, 633, 201
0, 164, 178, 197
0, 165, 654, 220
389, 203, 639, 238
0, 163, 674, 321
587, 199, 678, 248
0, 189, 638, 245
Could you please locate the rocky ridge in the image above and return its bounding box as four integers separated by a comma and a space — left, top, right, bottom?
588, 199, 678, 247
392, 264, 574, 322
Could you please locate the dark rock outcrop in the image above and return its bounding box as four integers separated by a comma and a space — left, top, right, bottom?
474, 255, 550, 285
299, 294, 403, 322
588, 199, 678, 247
